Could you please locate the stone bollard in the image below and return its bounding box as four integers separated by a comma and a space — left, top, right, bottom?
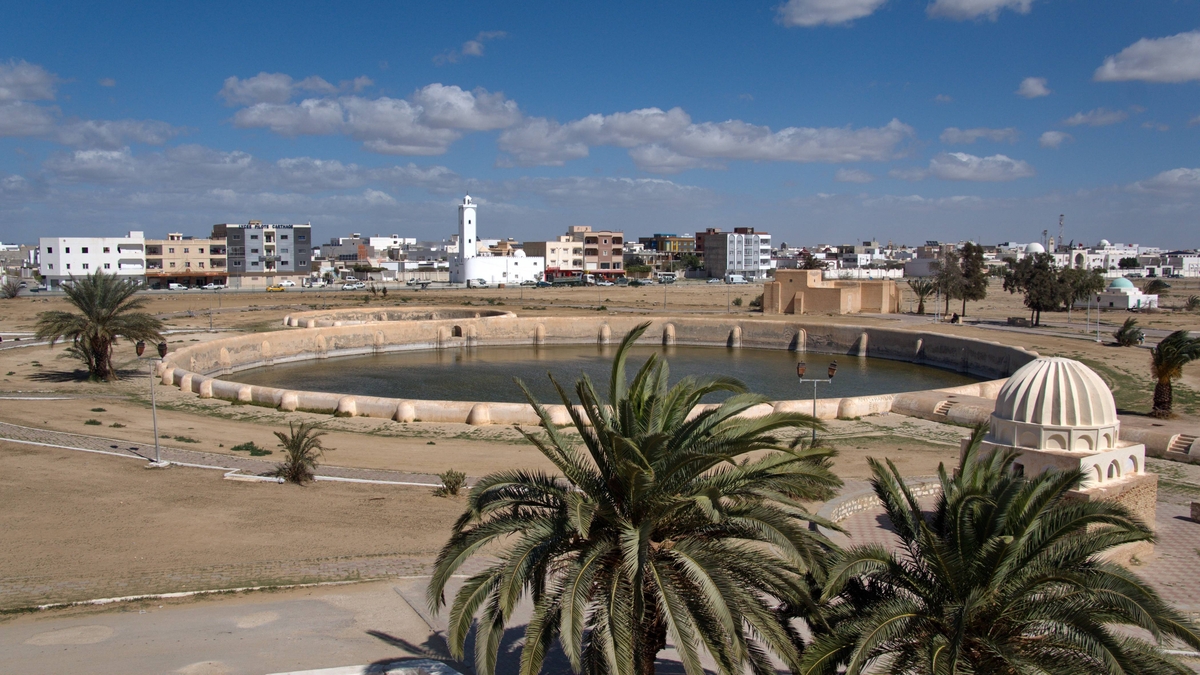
394, 401, 416, 423
236, 385, 253, 403
466, 403, 491, 426
336, 396, 357, 417
198, 379, 213, 399
279, 391, 299, 412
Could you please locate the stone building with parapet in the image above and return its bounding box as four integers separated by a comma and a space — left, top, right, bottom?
762, 269, 901, 315
967, 357, 1156, 563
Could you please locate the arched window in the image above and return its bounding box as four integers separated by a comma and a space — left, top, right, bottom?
452, 325, 463, 338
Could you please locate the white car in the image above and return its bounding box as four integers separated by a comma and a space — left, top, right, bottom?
597, 280, 615, 286
707, 278, 723, 284
201, 283, 224, 290
167, 283, 188, 291
341, 281, 366, 290
279, 280, 296, 287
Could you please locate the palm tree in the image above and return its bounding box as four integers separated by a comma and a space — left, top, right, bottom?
800, 427, 1200, 675
271, 421, 329, 484
906, 278, 935, 315
427, 323, 841, 675
34, 271, 163, 381
1113, 317, 1144, 347
1150, 330, 1200, 418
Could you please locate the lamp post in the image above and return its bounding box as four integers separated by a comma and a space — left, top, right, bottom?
136, 340, 169, 466
797, 360, 837, 446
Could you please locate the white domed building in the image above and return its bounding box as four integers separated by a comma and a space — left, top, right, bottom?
974, 357, 1156, 556
1024, 242, 1046, 255
1085, 277, 1158, 310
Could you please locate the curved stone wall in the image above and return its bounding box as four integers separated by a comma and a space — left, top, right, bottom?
159, 311, 1038, 426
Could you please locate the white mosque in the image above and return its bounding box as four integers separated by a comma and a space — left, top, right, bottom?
449, 195, 545, 286
1087, 277, 1159, 310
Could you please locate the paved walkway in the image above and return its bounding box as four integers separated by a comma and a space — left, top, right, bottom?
0, 420, 448, 487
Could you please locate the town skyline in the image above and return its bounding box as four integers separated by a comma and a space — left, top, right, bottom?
2, 1, 1199, 247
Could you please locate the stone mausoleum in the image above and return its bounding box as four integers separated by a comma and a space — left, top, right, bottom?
971, 357, 1157, 561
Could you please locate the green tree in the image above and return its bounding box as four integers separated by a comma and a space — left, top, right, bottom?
428, 323, 841, 675
956, 243, 988, 317
1150, 330, 1200, 418
1002, 253, 1061, 326
271, 421, 330, 484
34, 271, 164, 381
906, 278, 935, 315
800, 427, 1200, 675
1060, 267, 1106, 323
1113, 317, 1144, 347
679, 252, 703, 271
933, 250, 963, 317
1118, 257, 1140, 270
801, 251, 829, 270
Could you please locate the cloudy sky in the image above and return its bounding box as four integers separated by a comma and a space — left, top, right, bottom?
1, 1, 1198, 247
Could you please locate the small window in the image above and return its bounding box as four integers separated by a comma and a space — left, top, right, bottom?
251, 249, 259, 254
198, 262, 204, 268
66, 263, 71, 269
281, 235, 288, 240
82, 263, 89, 269
168, 247, 175, 254
185, 262, 191, 268
184, 248, 189, 253
169, 262, 176, 268
298, 235, 307, 241
234, 261, 242, 267
104, 263, 110, 269
65, 247, 70, 254
103, 247, 110, 253
250, 234, 259, 240
46, 246, 53, 253
81, 247, 89, 254
48, 263, 54, 269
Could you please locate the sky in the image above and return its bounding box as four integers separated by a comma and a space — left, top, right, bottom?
1, 0, 1199, 248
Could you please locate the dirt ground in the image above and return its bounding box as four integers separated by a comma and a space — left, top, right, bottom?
1, 279, 1198, 606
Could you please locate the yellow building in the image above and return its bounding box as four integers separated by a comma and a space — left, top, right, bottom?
145, 233, 228, 288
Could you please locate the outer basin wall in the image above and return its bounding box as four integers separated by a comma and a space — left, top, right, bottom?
162, 314, 1038, 425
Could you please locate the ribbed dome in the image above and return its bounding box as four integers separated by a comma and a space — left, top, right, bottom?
994, 358, 1117, 427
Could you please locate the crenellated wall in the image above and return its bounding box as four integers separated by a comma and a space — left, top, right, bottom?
158, 310, 1040, 426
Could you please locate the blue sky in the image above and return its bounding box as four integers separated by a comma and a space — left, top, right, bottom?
1, 0, 1198, 247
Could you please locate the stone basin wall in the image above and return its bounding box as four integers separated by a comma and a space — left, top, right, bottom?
158, 311, 1038, 426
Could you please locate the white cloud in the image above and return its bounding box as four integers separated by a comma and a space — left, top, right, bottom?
776, 0, 888, 27
45, 147, 141, 182
499, 176, 711, 207
1142, 122, 1169, 132
1132, 168, 1200, 193
1094, 30, 1200, 83
0, 60, 58, 103
1063, 108, 1129, 127
54, 119, 181, 149
627, 145, 721, 173
939, 127, 1018, 144
218, 72, 372, 106
928, 152, 1034, 181
232, 84, 519, 156
0, 101, 57, 137
1038, 131, 1072, 148
934, 94, 954, 103
1016, 76, 1050, 98
926, 0, 1034, 20
889, 167, 929, 181
435, 31, 507, 64
835, 168, 875, 183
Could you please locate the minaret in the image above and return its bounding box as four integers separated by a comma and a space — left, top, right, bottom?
458, 195, 477, 261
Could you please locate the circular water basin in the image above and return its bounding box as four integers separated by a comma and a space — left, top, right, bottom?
226, 344, 980, 404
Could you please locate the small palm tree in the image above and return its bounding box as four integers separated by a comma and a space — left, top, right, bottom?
428, 323, 841, 675
1113, 317, 1144, 347
34, 271, 163, 381
1150, 330, 1200, 418
271, 421, 329, 484
800, 426, 1200, 675
2, 277, 20, 299
1145, 278, 1171, 296
906, 278, 935, 315
1185, 294, 1200, 312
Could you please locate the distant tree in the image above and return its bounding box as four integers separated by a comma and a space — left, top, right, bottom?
1150, 330, 1200, 418
1059, 267, 1105, 323
906, 277, 935, 315
933, 250, 963, 317
679, 252, 703, 271
1113, 317, 1144, 347
1002, 252, 1060, 326
800, 251, 828, 270
1145, 279, 1171, 296
35, 271, 164, 381
957, 243, 988, 316
1118, 257, 1140, 269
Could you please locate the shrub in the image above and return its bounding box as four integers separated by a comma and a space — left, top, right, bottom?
434, 468, 467, 497
231, 441, 272, 456
732, 296, 743, 307
90, 407, 106, 412
172, 435, 200, 443
1, 277, 20, 299
749, 293, 763, 308
1113, 317, 1144, 347
1186, 294, 1200, 312
110, 423, 126, 428
84, 419, 102, 425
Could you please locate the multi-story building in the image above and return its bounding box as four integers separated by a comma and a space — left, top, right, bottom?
700, 227, 772, 280
38, 231, 147, 289
568, 225, 624, 278
216, 221, 312, 288
523, 236, 584, 277
144, 233, 228, 288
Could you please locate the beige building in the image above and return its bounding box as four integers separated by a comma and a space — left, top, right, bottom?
569, 225, 625, 278
145, 233, 228, 288
762, 269, 900, 315
523, 236, 584, 276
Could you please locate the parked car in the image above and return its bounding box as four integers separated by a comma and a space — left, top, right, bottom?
201, 282, 224, 290
597, 280, 615, 286
279, 279, 296, 287
725, 274, 749, 284
520, 280, 537, 286
536, 280, 553, 288
266, 284, 286, 292
467, 278, 490, 288
707, 278, 723, 284
168, 283, 188, 291
341, 281, 366, 290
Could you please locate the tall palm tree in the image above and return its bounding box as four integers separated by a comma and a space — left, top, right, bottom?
906, 278, 935, 315
428, 323, 842, 675
34, 271, 163, 381
271, 421, 329, 484
800, 426, 1200, 675
1150, 330, 1200, 418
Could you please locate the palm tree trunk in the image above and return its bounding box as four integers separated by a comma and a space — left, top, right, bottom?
962, 296, 967, 317
1151, 379, 1173, 418
638, 615, 667, 675
917, 299, 925, 315
92, 336, 115, 381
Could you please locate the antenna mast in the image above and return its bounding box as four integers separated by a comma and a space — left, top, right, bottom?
1058, 214, 1064, 251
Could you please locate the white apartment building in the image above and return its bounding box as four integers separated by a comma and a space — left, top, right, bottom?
39, 231, 146, 288
522, 236, 584, 275
701, 228, 773, 280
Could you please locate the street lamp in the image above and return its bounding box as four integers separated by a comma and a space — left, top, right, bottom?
136, 340, 170, 466
797, 360, 837, 446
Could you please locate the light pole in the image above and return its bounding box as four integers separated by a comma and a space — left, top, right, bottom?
137, 340, 169, 466
797, 360, 837, 447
